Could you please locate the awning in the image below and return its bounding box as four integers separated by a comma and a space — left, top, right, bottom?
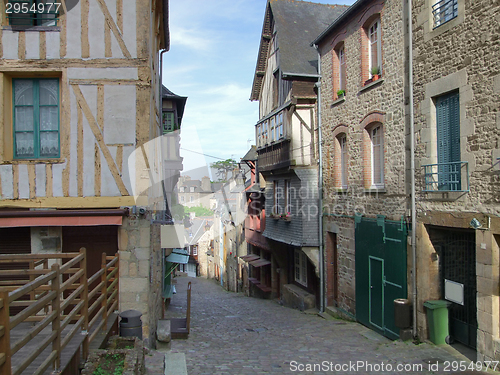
165, 248, 189, 264
0, 216, 122, 228
249, 258, 271, 267
240, 254, 260, 262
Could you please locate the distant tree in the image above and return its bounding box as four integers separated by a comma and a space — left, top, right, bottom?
185, 205, 214, 217
210, 158, 237, 182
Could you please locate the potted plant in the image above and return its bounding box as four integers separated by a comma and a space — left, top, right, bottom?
370, 66, 380, 81
337, 89, 345, 98
280, 212, 292, 222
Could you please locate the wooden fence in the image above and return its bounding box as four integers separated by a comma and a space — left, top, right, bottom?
0, 249, 119, 375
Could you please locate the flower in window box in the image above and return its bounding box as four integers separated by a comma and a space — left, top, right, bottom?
370, 66, 380, 81
337, 89, 345, 98
280, 212, 292, 222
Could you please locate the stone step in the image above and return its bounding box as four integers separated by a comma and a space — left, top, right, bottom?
165, 352, 188, 375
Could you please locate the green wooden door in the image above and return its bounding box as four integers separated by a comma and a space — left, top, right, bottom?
355, 216, 407, 340
369, 257, 384, 330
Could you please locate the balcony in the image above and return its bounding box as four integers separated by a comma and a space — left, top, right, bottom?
422, 161, 469, 192
257, 139, 291, 172
432, 0, 458, 28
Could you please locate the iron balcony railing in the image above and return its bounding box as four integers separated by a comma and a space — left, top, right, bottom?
432, 0, 458, 28
422, 161, 469, 192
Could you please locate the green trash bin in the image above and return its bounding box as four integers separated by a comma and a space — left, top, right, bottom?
423, 300, 451, 345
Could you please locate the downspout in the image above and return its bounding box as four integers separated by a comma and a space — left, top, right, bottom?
313, 44, 325, 314
407, 0, 417, 338
159, 49, 172, 222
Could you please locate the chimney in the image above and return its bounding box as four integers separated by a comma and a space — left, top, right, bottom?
201, 176, 211, 192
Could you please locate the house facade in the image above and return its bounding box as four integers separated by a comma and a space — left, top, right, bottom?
313, 0, 410, 338
412, 0, 500, 360
249, 0, 347, 310
0, 0, 171, 345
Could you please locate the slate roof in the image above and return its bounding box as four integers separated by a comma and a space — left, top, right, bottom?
162, 85, 187, 125
241, 146, 257, 162
251, 0, 348, 100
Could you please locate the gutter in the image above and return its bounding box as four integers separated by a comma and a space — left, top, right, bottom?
0, 209, 129, 217
313, 44, 325, 314
407, 0, 417, 339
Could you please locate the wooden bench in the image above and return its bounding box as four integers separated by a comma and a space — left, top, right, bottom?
170, 281, 191, 339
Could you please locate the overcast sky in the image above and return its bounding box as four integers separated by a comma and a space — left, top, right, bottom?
162, 0, 355, 179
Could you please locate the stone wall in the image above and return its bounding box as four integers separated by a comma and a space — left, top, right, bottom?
412, 0, 500, 360
318, 0, 408, 315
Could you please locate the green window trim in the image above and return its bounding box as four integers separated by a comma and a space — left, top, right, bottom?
7, 0, 60, 27
13, 78, 60, 160
162, 111, 177, 134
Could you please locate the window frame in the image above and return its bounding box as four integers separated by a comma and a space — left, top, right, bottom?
338, 45, 346, 92
368, 18, 382, 77
162, 110, 176, 134
370, 124, 384, 188
339, 134, 348, 189
294, 249, 307, 287
13, 78, 60, 160
284, 180, 291, 214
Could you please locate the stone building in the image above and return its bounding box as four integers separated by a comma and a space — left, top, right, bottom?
177, 176, 220, 209
0, 0, 174, 344
313, 0, 410, 338
248, 0, 347, 310
411, 0, 500, 360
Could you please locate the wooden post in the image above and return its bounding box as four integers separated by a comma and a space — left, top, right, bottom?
101, 253, 107, 332
51, 263, 61, 372
0, 291, 12, 375
80, 248, 89, 361
115, 252, 119, 312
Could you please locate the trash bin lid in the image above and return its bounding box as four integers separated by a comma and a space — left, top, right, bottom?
394, 298, 411, 305
423, 300, 450, 309
120, 309, 142, 319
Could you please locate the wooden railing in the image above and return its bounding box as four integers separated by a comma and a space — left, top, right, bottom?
0, 249, 119, 375
257, 139, 291, 172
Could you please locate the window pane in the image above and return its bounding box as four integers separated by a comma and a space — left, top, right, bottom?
15, 132, 35, 157
15, 107, 34, 131
14, 80, 34, 105
39, 80, 58, 105
39, 107, 58, 130
39, 132, 59, 157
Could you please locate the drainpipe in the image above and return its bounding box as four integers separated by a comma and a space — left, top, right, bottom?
407, 0, 417, 338
313, 44, 325, 314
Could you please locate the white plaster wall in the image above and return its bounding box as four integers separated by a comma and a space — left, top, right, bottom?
45, 31, 60, 59
68, 87, 78, 197
35, 164, 46, 197
122, 0, 137, 58
102, 146, 120, 196
0, 165, 14, 199
25, 32, 40, 59
82, 121, 96, 197
65, 4, 82, 58
67, 68, 138, 80
122, 145, 135, 196
18, 164, 29, 199
52, 162, 65, 197
2, 32, 18, 59
103, 85, 136, 144
88, 0, 105, 58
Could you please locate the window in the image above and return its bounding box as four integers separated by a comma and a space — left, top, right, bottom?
180, 195, 184, 203
276, 112, 283, 140
370, 125, 384, 187
190, 196, 194, 203
162, 111, 175, 134
190, 187, 195, 193
339, 134, 348, 189
284, 180, 291, 214
273, 180, 279, 214
432, 0, 458, 28
262, 120, 268, 146
294, 249, 307, 287
257, 124, 261, 148
436, 91, 461, 190
270, 116, 275, 142
13, 78, 60, 159
368, 19, 382, 77
7, 0, 60, 26
193, 245, 198, 256
338, 45, 346, 92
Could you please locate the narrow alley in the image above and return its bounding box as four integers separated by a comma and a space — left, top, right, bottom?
165, 277, 482, 375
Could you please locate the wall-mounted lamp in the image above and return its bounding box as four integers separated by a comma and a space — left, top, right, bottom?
470, 218, 482, 229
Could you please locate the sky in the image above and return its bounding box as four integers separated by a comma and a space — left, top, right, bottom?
162, 0, 355, 179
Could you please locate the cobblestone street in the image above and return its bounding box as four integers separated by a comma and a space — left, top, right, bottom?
164, 276, 486, 375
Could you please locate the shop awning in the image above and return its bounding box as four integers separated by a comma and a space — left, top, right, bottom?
165, 248, 189, 264
240, 254, 260, 262
249, 258, 271, 267
0, 216, 122, 227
